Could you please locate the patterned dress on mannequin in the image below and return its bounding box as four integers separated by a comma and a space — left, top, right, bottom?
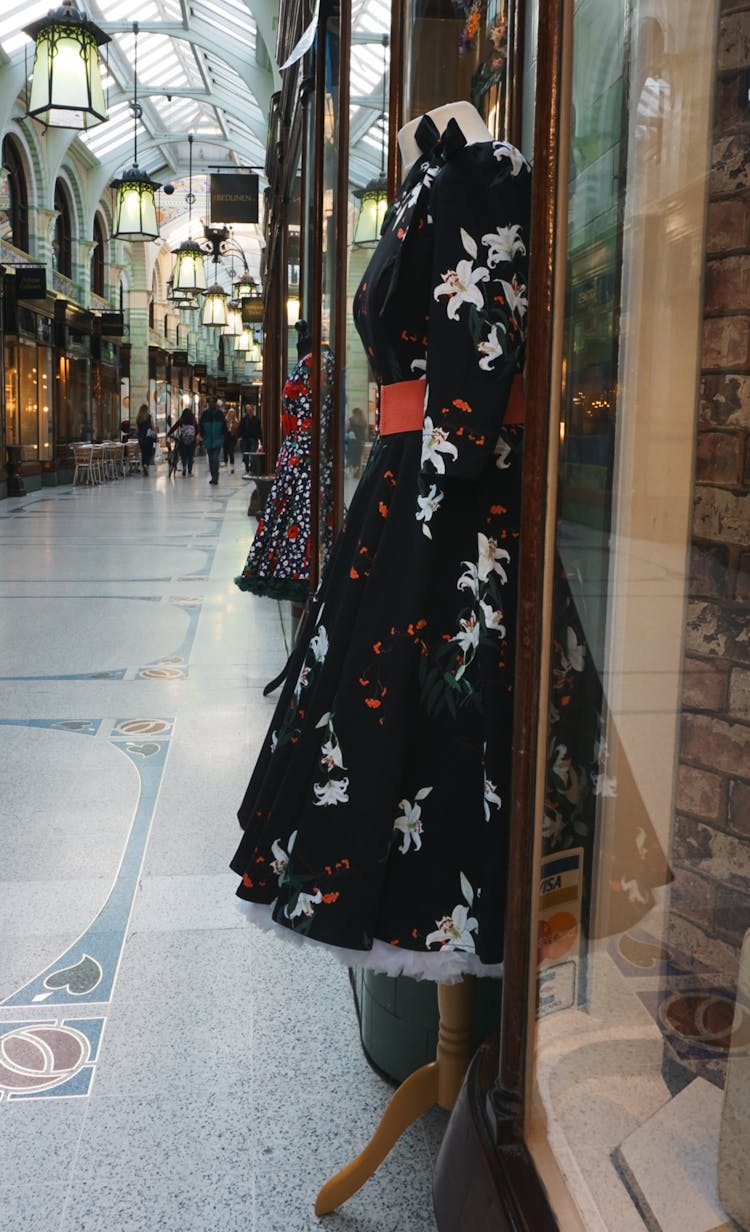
231, 117, 531, 980
235, 350, 334, 603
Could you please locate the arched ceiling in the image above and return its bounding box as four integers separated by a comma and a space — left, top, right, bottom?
0, 0, 393, 215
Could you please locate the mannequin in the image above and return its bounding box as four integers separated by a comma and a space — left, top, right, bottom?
397, 99, 493, 171
231, 93, 531, 1209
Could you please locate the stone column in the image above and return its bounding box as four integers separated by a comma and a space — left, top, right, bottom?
128, 288, 150, 413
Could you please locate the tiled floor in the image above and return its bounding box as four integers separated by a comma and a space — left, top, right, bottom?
0, 466, 444, 1231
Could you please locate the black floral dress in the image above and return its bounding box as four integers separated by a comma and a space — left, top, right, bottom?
235, 352, 334, 603
231, 117, 531, 980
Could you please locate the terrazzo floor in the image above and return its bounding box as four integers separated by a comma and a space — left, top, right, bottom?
0, 465, 444, 1232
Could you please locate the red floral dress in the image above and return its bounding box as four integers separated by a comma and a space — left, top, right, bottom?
231, 118, 531, 980
235, 352, 334, 603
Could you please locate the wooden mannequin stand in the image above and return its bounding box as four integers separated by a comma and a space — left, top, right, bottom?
315, 975, 476, 1216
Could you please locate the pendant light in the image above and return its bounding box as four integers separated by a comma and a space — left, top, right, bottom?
353, 36, 390, 245
112, 23, 160, 241
24, 0, 110, 131
172, 135, 207, 293
201, 281, 229, 328
222, 301, 243, 337
167, 278, 198, 309
236, 325, 255, 352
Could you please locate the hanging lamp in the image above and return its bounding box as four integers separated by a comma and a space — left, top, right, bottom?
111, 23, 160, 241
221, 301, 243, 336
353, 36, 390, 245
201, 281, 229, 328
167, 278, 198, 309
24, 0, 110, 130
172, 135, 207, 293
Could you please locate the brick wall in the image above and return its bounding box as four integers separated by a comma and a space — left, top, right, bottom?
671, 0, 750, 977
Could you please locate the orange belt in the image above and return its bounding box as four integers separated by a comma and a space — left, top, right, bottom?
380, 378, 425, 435
379, 373, 525, 436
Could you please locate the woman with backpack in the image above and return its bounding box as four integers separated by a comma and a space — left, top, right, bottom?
135, 403, 156, 476
167, 407, 198, 476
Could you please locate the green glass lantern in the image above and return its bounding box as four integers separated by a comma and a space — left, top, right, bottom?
201, 282, 229, 328
24, 0, 110, 130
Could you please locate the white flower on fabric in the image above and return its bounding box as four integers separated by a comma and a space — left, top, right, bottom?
434, 259, 489, 321
501, 276, 528, 321
494, 435, 512, 469
492, 142, 530, 175
477, 533, 510, 583
457, 561, 479, 597
551, 743, 571, 786
483, 776, 501, 822
426, 904, 478, 953
421, 418, 459, 474
592, 772, 617, 798
285, 888, 323, 920
393, 797, 425, 854
562, 627, 585, 673
452, 613, 480, 655
313, 777, 350, 806
270, 730, 279, 753
482, 224, 526, 267
477, 323, 506, 372
543, 810, 565, 846
620, 877, 647, 905
416, 485, 444, 538
310, 625, 329, 663
410, 357, 427, 374
293, 663, 311, 702
321, 735, 345, 772
479, 599, 505, 635
270, 830, 297, 880
635, 827, 648, 860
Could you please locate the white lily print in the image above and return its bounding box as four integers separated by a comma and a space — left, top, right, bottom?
416, 484, 444, 538
452, 613, 480, 655
426, 904, 478, 953
592, 771, 617, 798
285, 888, 323, 920
270, 830, 297, 880
421, 418, 459, 474
483, 775, 501, 821
551, 743, 571, 786
494, 435, 512, 469
482, 223, 526, 267
293, 663, 311, 702
501, 276, 528, 322
320, 734, 345, 772
457, 560, 479, 597
309, 625, 329, 664
479, 598, 505, 635
620, 877, 647, 905
313, 776, 350, 806
434, 258, 489, 321
543, 809, 565, 846
492, 142, 530, 175
270, 730, 278, 753
393, 792, 429, 854
477, 323, 505, 372
561, 627, 585, 673
477, 533, 510, 583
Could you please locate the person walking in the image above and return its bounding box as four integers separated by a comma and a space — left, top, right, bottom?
166, 407, 198, 476
135, 403, 156, 476
199, 396, 226, 485
223, 406, 239, 473
346, 406, 367, 478
237, 403, 263, 479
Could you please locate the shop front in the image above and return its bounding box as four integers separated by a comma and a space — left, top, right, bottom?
261, 0, 749, 1225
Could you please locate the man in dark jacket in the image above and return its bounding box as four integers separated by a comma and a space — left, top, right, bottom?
237, 404, 263, 479
199, 397, 227, 485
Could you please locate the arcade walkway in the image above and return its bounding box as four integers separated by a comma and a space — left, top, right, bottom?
0, 468, 443, 1232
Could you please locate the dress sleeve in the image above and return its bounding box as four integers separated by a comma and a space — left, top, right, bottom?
421, 142, 531, 483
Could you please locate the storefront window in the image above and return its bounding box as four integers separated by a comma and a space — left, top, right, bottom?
528, 2, 749, 1228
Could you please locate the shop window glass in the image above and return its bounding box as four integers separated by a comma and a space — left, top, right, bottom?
53, 181, 73, 278
4, 341, 19, 444
91, 214, 106, 297
528, 2, 750, 1228
2, 136, 29, 253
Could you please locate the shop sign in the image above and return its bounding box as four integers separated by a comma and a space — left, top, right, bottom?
16, 266, 47, 300
100, 312, 124, 337
536, 847, 584, 1018
194, 363, 208, 376
210, 174, 259, 224
172, 350, 189, 366
240, 296, 263, 324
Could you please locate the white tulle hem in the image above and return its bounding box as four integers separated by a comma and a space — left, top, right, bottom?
235, 899, 503, 983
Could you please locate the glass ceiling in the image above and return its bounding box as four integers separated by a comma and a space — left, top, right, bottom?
1, 0, 392, 213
